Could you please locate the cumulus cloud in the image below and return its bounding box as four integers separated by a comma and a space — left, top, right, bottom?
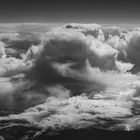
106, 30, 140, 73
64, 23, 103, 39
24, 30, 128, 98
25, 30, 137, 91
0, 41, 6, 58
29, 30, 121, 73
62, 24, 137, 72
0, 57, 26, 76
1, 23, 140, 138
124, 31, 140, 72
0, 32, 19, 42
16, 28, 139, 107
101, 26, 127, 40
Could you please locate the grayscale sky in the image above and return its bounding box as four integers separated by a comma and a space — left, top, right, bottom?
0, 0, 139, 24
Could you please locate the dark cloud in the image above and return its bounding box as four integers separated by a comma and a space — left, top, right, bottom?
25, 30, 119, 95
114, 31, 140, 73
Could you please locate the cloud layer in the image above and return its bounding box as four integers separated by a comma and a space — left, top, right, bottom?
0, 23, 140, 138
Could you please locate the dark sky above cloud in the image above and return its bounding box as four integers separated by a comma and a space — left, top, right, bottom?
0, 0, 140, 23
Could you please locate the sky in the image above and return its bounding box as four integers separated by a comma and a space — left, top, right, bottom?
0, 0, 140, 24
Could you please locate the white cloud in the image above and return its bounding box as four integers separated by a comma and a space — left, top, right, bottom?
0, 57, 26, 76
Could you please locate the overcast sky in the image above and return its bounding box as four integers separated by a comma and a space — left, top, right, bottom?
0, 0, 139, 24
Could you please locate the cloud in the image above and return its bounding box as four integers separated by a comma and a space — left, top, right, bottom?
0, 57, 26, 76
64, 23, 103, 39
0, 95, 133, 134
106, 35, 127, 49
64, 23, 101, 30
109, 30, 140, 73
1, 23, 140, 136
22, 29, 140, 100
45, 84, 70, 98
104, 28, 140, 74
28, 30, 120, 73
23, 30, 122, 97
102, 26, 127, 40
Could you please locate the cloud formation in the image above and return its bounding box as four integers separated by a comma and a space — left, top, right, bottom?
1, 23, 140, 138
